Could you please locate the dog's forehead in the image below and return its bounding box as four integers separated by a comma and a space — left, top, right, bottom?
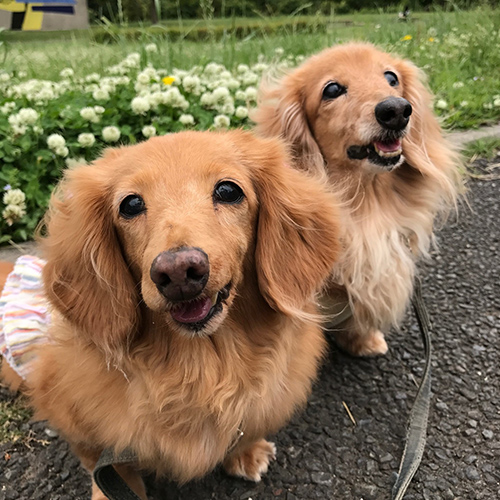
311, 45, 399, 80
113, 133, 251, 192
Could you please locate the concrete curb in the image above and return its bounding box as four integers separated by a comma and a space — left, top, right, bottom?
447, 123, 500, 147
1, 122, 499, 263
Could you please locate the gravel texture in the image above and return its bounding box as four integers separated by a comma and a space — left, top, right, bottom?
1, 165, 499, 500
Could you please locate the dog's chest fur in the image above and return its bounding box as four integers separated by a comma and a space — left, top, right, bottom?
31, 312, 324, 481
330, 167, 438, 329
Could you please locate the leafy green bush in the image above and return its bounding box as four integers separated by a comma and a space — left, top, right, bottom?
0, 50, 273, 242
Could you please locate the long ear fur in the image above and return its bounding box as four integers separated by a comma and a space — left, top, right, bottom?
400, 61, 463, 208
232, 131, 341, 318
41, 153, 139, 362
252, 69, 325, 175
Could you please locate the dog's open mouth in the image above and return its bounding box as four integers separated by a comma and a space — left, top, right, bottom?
347, 136, 404, 169
373, 139, 402, 158
170, 283, 231, 330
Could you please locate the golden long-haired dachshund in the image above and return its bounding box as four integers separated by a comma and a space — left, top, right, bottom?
253, 42, 462, 356
4, 131, 341, 499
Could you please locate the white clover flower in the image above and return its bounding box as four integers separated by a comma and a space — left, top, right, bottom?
493, 98, 500, 108
172, 69, 188, 81
65, 157, 86, 169
145, 43, 158, 53
274, 47, 285, 57
237, 64, 250, 74
213, 114, 230, 129
182, 75, 202, 94
142, 125, 157, 138
226, 78, 240, 91
18, 108, 39, 125
252, 62, 269, 73
60, 68, 74, 79
240, 72, 259, 86
179, 114, 195, 126
35, 87, 55, 101
78, 133, 96, 148
85, 73, 101, 83
235, 90, 246, 101
2, 204, 26, 226
1, 102, 16, 114
18, 70, 27, 78
93, 88, 110, 101
483, 103, 493, 110
204, 62, 224, 76
200, 92, 214, 107
3, 188, 26, 206
123, 53, 141, 69
80, 107, 99, 123
235, 106, 249, 119
94, 106, 105, 114
55, 146, 69, 157
212, 86, 230, 103
452, 82, 464, 89
459, 101, 468, 107
147, 91, 164, 108
162, 87, 189, 109
11, 125, 27, 136
137, 72, 151, 85
244, 86, 258, 102
47, 133, 66, 150
33, 126, 44, 135
131, 96, 151, 115
220, 102, 235, 115
102, 126, 121, 143
0, 73, 11, 82
435, 99, 448, 110
8, 114, 21, 127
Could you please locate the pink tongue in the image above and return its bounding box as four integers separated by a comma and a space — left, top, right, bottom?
374, 139, 401, 153
171, 297, 213, 324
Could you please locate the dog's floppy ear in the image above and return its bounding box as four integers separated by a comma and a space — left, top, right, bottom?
233, 131, 340, 317
252, 71, 324, 175
41, 151, 138, 361
399, 60, 461, 204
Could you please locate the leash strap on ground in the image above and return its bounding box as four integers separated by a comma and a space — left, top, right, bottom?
93, 447, 142, 500
391, 277, 432, 500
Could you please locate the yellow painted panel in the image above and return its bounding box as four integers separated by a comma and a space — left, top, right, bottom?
0, 1, 26, 13
22, 5, 43, 31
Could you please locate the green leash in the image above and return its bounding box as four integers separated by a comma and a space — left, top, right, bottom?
392, 277, 432, 499
93, 280, 433, 500
93, 448, 142, 500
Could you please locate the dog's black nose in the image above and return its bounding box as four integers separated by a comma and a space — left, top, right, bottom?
150, 247, 209, 301
375, 97, 412, 131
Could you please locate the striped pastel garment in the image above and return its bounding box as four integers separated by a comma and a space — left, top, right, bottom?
0, 255, 49, 380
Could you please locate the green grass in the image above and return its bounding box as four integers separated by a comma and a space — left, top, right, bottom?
0, 395, 32, 444
464, 137, 500, 161
2, 7, 499, 131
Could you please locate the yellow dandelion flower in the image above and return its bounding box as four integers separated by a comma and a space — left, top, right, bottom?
428, 37, 435, 42
401, 35, 413, 41
162, 76, 175, 85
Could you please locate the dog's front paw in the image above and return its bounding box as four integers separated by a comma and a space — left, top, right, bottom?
335, 328, 388, 357
223, 439, 277, 482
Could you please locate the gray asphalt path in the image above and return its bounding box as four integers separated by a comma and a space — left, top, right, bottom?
1, 157, 499, 500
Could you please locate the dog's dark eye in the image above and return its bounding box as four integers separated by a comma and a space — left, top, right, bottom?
384, 71, 399, 87
322, 82, 346, 100
213, 181, 245, 204
119, 195, 146, 219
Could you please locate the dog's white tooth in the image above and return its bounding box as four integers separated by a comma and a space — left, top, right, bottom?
376, 147, 403, 158
211, 293, 218, 306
